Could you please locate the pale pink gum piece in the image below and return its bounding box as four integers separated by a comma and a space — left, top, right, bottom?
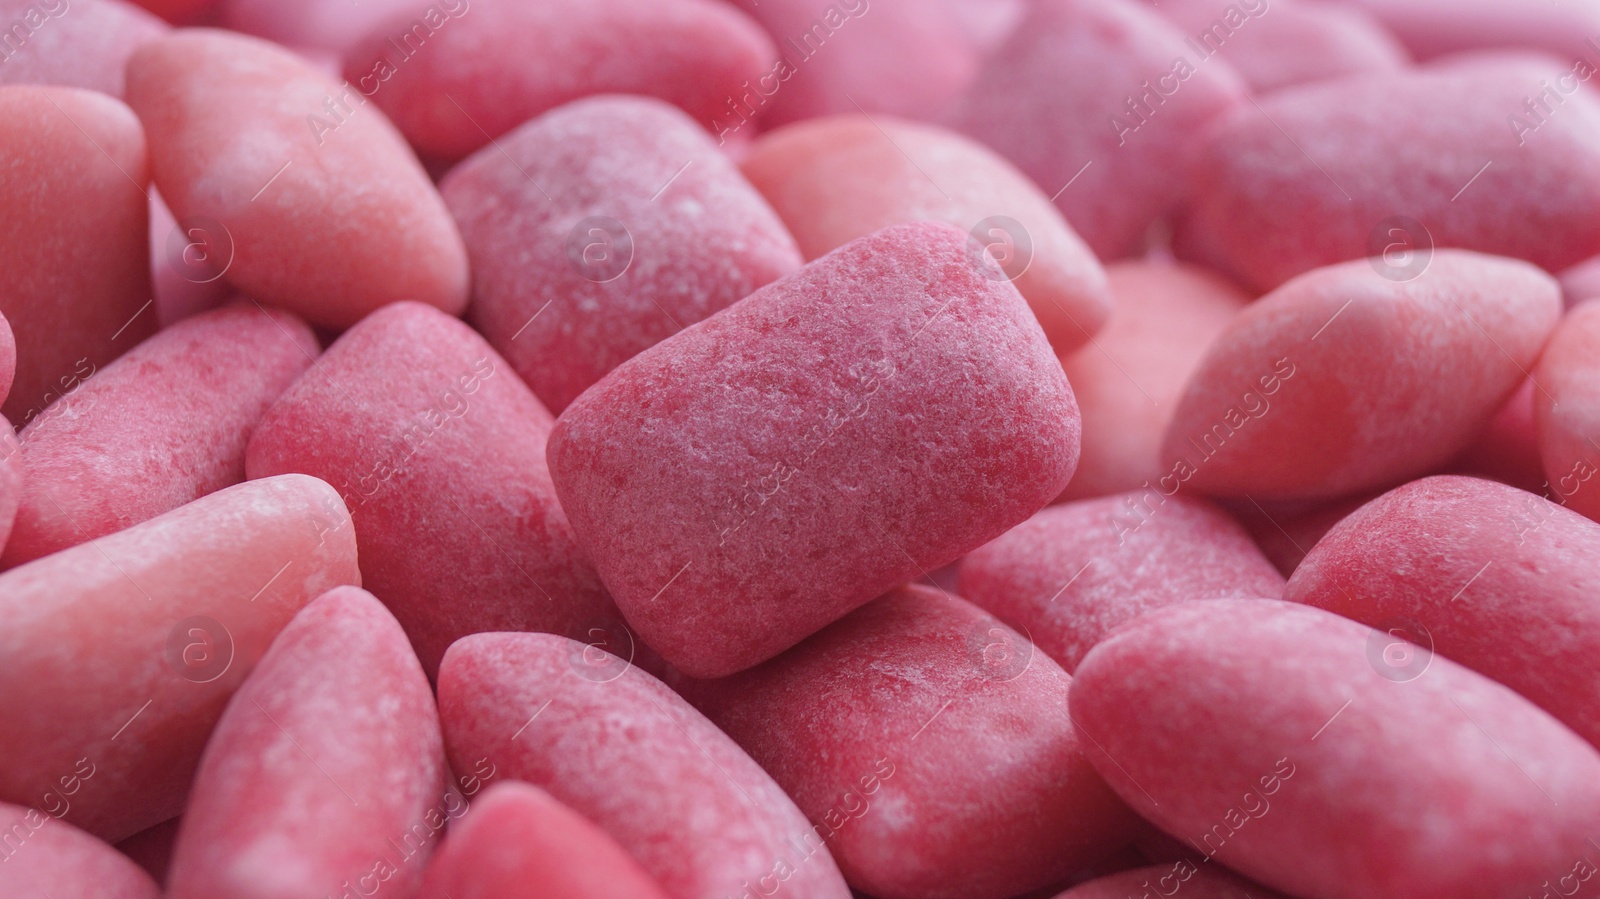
1052, 863, 1287, 899
1060, 261, 1250, 501
246, 301, 617, 678
0, 86, 157, 425
1559, 253, 1600, 309
959, 493, 1282, 672
675, 585, 1140, 899
949, 0, 1248, 260
1286, 475, 1600, 749
219, 0, 428, 55
0, 0, 168, 97
1, 304, 319, 569
116, 816, 180, 887
1343, 0, 1600, 62
1449, 377, 1546, 494
418, 781, 671, 899
740, 115, 1112, 354
1072, 599, 1600, 899
125, 28, 468, 330
0, 309, 14, 406
0, 474, 360, 841
437, 632, 853, 899
1535, 302, 1600, 523
1177, 57, 1600, 291
1160, 250, 1561, 500
167, 587, 447, 899
548, 222, 1079, 677
0, 427, 19, 556
722, 0, 978, 128
0, 802, 161, 898
1145, 0, 1408, 95
342, 0, 776, 163
442, 95, 802, 413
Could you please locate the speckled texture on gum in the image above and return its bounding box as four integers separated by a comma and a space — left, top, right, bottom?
959, 493, 1284, 672
1535, 302, 1600, 523
443, 95, 802, 413
676, 585, 1139, 899
2, 304, 318, 569
1161, 250, 1561, 500
0, 475, 359, 842
0, 0, 168, 97
0, 801, 162, 899
166, 588, 445, 899
548, 222, 1079, 677
1072, 599, 1600, 899
437, 632, 852, 899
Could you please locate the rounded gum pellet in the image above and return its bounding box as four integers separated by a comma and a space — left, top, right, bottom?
1051, 863, 1288, 899
1071, 599, 1600, 899
0, 0, 168, 97
0, 802, 161, 898
442, 95, 802, 413
125, 29, 469, 330
166, 587, 449, 899
1534, 302, 1600, 523
436, 632, 853, 899
548, 222, 1079, 677
0, 311, 14, 409
740, 115, 1113, 354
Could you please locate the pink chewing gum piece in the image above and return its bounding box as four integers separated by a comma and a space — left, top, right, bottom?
219, 0, 429, 55
442, 94, 802, 413
548, 222, 1079, 678
1060, 261, 1250, 501
675, 585, 1140, 899
1053, 863, 1287, 899
1177, 57, 1600, 291
1159, 251, 1561, 501
1343, 0, 1600, 63
1535, 302, 1600, 523
0, 474, 360, 841
246, 301, 618, 679
0, 310, 14, 407
437, 632, 853, 899
948, 0, 1248, 260
0, 85, 156, 426
1071, 599, 1600, 899
1560, 254, 1600, 309
740, 115, 1112, 355
1288, 475, 1600, 747
418, 781, 671, 899
342, 0, 775, 163
167, 587, 448, 899
958, 493, 1283, 673
125, 29, 468, 330
721, 0, 977, 128
1, 304, 319, 569
0, 0, 168, 97
0, 802, 161, 898
1145, 0, 1407, 95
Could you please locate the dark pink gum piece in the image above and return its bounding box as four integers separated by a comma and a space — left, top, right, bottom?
167, 587, 448, 899
417, 781, 671, 899
1286, 475, 1600, 748
0, 428, 19, 558
437, 632, 853, 899
958, 493, 1283, 673
949, 0, 1248, 260
1071, 599, 1600, 899
246, 301, 617, 679
1449, 378, 1546, 495
0, 0, 168, 97
116, 816, 180, 887
1535, 302, 1600, 523
0, 85, 157, 426
0, 474, 361, 841
1177, 56, 1600, 291
0, 801, 161, 898
442, 94, 802, 413
548, 222, 1079, 677
1, 304, 319, 568
342, 0, 777, 163
1052, 863, 1287, 899
125, 29, 469, 330
675, 585, 1140, 899
1160, 251, 1561, 500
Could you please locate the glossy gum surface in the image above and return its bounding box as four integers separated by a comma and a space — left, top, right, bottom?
1160, 251, 1561, 500
0, 85, 157, 425
0, 801, 162, 898
548, 222, 1079, 677
677, 585, 1140, 899
0, 474, 360, 841
0, 0, 168, 97
167, 587, 447, 899
1534, 302, 1600, 523
1, 304, 318, 568
740, 115, 1112, 355
126, 29, 468, 329
437, 632, 853, 899
958, 494, 1283, 672
443, 95, 802, 413
1071, 599, 1600, 899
